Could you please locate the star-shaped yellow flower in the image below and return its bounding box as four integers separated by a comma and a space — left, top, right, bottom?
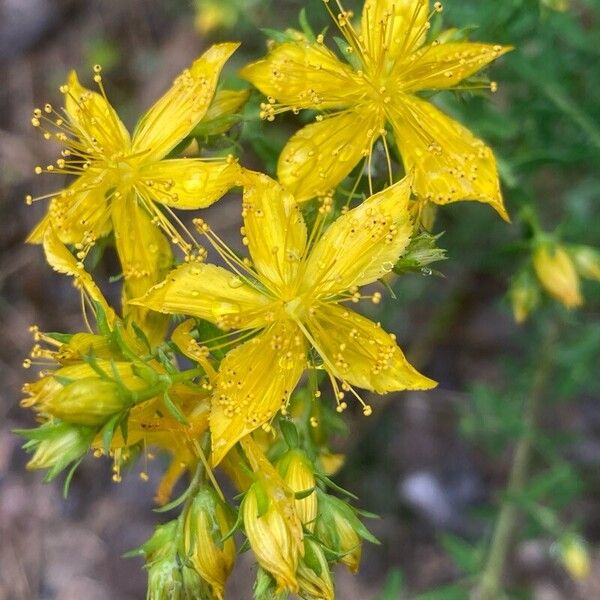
28, 43, 243, 338
241, 0, 511, 219
134, 173, 436, 466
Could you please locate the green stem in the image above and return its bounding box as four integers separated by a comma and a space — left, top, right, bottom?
474, 326, 556, 599
130, 367, 204, 404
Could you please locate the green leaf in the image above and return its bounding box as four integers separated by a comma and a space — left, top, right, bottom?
303, 540, 322, 576
414, 584, 468, 600
92, 300, 111, 337
333, 36, 361, 70
295, 487, 316, 500
299, 8, 315, 41
260, 28, 295, 43
102, 412, 123, 453
63, 457, 84, 498
153, 487, 193, 513
315, 473, 358, 500
280, 419, 299, 449
255, 484, 270, 518
162, 392, 188, 425
376, 568, 405, 600
131, 321, 151, 352
439, 534, 481, 575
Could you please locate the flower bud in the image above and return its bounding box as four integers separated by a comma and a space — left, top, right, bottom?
297, 539, 335, 600
182, 488, 236, 599
533, 245, 582, 309
242, 478, 302, 593
559, 536, 590, 580
509, 269, 540, 324
195, 0, 238, 34
56, 332, 114, 364
140, 521, 215, 600
394, 231, 446, 275
23, 422, 94, 475
315, 491, 378, 574
277, 449, 317, 531
45, 378, 130, 426
570, 245, 600, 281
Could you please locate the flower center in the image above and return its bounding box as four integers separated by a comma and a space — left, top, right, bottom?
283, 296, 307, 321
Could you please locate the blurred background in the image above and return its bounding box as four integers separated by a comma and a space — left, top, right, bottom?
0, 0, 599, 598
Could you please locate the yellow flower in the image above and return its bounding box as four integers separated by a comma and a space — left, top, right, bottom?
533, 244, 583, 309
241, 0, 511, 219
28, 44, 242, 339
134, 173, 436, 465
183, 488, 236, 599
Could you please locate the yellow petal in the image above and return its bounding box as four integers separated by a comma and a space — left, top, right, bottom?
29, 169, 112, 246
301, 177, 414, 295
210, 320, 306, 466
64, 71, 130, 153
241, 172, 307, 291
278, 109, 384, 201
388, 94, 508, 220
26, 213, 52, 244
361, 0, 429, 64
131, 262, 271, 331
137, 158, 242, 209
199, 88, 250, 136
308, 303, 436, 392
400, 42, 512, 92
112, 193, 173, 342
241, 41, 364, 110
132, 43, 239, 161
42, 226, 116, 324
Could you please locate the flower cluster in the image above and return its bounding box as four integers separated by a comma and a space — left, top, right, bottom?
19, 1, 520, 598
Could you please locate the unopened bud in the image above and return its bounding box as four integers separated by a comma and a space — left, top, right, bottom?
509, 269, 540, 324
569, 245, 600, 281
277, 449, 317, 531
45, 378, 129, 426
315, 490, 378, 573
297, 538, 335, 600
24, 422, 94, 473
242, 479, 302, 593
559, 536, 590, 580
533, 244, 582, 309
182, 488, 236, 599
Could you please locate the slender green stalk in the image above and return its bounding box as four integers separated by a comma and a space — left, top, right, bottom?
474, 326, 556, 599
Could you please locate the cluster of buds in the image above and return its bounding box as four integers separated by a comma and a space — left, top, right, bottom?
236, 435, 377, 599
510, 240, 600, 322
19, 303, 210, 489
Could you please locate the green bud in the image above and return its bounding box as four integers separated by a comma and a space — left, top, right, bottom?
182, 488, 236, 600
45, 378, 130, 426
140, 521, 216, 600
297, 539, 335, 600
394, 232, 447, 275
315, 490, 378, 573
20, 421, 94, 479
